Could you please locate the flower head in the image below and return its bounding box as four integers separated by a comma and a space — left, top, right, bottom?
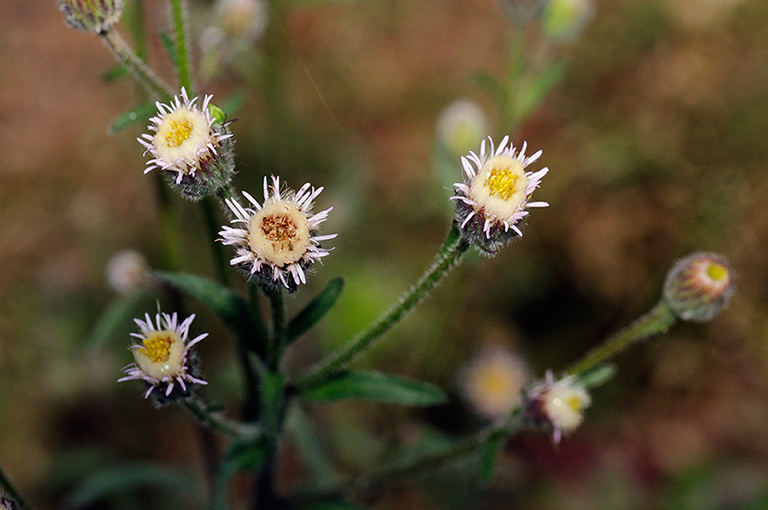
460, 346, 529, 421
106, 250, 148, 294
220, 176, 336, 292
58, 0, 123, 33
216, 0, 268, 41
524, 371, 590, 443
663, 252, 734, 322
540, 0, 594, 42
138, 88, 235, 200
436, 99, 488, 156
451, 136, 549, 254
118, 310, 208, 404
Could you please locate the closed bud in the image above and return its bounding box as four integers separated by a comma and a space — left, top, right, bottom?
58, 0, 123, 34
663, 252, 734, 322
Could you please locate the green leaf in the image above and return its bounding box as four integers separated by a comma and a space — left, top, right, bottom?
160, 32, 178, 69
65, 463, 195, 508
288, 406, 340, 486
102, 64, 127, 82
153, 271, 267, 355
286, 277, 344, 344
87, 290, 148, 350
213, 440, 268, 510
301, 370, 448, 406
109, 102, 158, 134
513, 62, 566, 122
474, 70, 506, 103
478, 433, 504, 486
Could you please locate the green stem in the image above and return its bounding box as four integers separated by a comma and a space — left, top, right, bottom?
568, 301, 677, 376
201, 196, 231, 287
153, 172, 182, 270
0, 464, 32, 510
100, 30, 172, 98
170, 0, 193, 93
296, 413, 522, 502
267, 287, 285, 371
184, 395, 262, 441
297, 231, 470, 390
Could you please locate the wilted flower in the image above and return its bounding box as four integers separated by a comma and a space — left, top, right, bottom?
106, 250, 148, 294
118, 310, 208, 403
58, 0, 123, 34
460, 346, 529, 421
219, 176, 336, 292
540, 0, 594, 42
525, 370, 590, 443
663, 252, 734, 322
138, 88, 235, 200
451, 136, 549, 254
436, 99, 488, 156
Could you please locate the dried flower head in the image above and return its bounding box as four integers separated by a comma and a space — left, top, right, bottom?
58, 0, 123, 33
663, 252, 734, 322
138, 88, 235, 200
525, 371, 590, 443
118, 310, 208, 404
220, 176, 336, 292
436, 99, 488, 156
460, 346, 529, 421
451, 136, 549, 254
106, 250, 148, 294
540, 0, 594, 41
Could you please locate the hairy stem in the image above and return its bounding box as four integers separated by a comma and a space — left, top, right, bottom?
100, 30, 172, 98
568, 301, 677, 376
267, 287, 285, 371
170, 0, 193, 93
297, 230, 470, 390
184, 395, 262, 441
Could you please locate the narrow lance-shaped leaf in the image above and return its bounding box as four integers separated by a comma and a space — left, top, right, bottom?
478, 433, 504, 486
65, 463, 195, 508
153, 271, 267, 356
286, 277, 344, 344
301, 370, 448, 406
109, 102, 158, 133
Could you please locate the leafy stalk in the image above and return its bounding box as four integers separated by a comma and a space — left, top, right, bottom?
184, 395, 263, 441
297, 230, 470, 390
169, 0, 193, 93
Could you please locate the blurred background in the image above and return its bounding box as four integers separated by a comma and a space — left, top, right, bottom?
1, 0, 767, 508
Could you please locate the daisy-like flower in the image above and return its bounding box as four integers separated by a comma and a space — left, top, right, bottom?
524, 370, 591, 444
460, 346, 529, 421
663, 252, 734, 322
118, 310, 208, 404
58, 0, 123, 33
219, 175, 336, 292
138, 87, 235, 200
451, 136, 549, 254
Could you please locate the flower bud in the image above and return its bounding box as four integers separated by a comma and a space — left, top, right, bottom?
524, 371, 590, 443
106, 250, 148, 294
58, 0, 123, 34
436, 99, 488, 156
663, 252, 734, 322
540, 0, 594, 42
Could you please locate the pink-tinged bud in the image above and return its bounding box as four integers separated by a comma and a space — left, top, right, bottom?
58, 0, 123, 34
663, 252, 734, 322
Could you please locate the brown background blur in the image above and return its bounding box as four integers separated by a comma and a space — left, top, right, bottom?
1, 0, 768, 508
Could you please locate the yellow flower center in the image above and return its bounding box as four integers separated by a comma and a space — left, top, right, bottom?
138, 332, 175, 363
706, 262, 729, 282
163, 118, 194, 148
567, 394, 585, 412
248, 201, 312, 266
478, 368, 510, 399
486, 167, 521, 201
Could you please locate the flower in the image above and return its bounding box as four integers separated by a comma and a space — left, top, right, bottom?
219, 176, 336, 291
524, 371, 590, 443
436, 99, 488, 156
138, 88, 235, 200
118, 310, 208, 403
460, 346, 529, 421
663, 252, 734, 322
58, 0, 123, 33
106, 250, 148, 294
215, 0, 268, 41
451, 136, 549, 253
